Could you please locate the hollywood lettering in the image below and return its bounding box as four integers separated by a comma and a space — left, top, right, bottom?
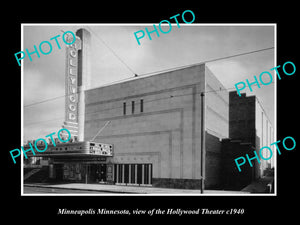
65, 33, 81, 123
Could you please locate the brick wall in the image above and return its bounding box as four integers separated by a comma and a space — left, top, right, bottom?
221, 139, 254, 190
229, 91, 256, 143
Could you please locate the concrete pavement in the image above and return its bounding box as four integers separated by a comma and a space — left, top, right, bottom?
23, 183, 251, 195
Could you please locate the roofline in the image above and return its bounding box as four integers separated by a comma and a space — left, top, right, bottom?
86, 62, 206, 91
229, 90, 274, 127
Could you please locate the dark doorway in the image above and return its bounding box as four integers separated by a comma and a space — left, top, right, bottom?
98, 164, 107, 182
89, 164, 107, 183
89, 164, 97, 182
55, 164, 64, 181
137, 164, 142, 184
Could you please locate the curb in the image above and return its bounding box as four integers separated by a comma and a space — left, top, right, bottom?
23, 184, 144, 194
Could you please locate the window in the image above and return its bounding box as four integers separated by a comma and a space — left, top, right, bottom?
124, 100, 143, 115
132, 101, 135, 114
140, 99, 143, 113
123, 102, 126, 115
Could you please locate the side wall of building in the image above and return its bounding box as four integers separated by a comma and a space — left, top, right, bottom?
255, 99, 275, 176
205, 66, 229, 139
84, 64, 206, 188
229, 92, 256, 143
227, 92, 274, 181
222, 92, 258, 189
204, 66, 229, 189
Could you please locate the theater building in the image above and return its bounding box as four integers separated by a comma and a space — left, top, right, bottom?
83, 63, 229, 189
24, 28, 274, 190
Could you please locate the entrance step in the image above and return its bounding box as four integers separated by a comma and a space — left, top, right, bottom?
24, 167, 49, 183
24, 168, 40, 180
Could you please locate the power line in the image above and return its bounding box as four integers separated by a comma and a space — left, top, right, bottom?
24, 95, 66, 108
138, 47, 274, 77
24, 28, 138, 108
206, 47, 274, 63
24, 76, 134, 108
24, 90, 204, 126
24, 46, 274, 108
24, 81, 274, 127
86, 26, 137, 76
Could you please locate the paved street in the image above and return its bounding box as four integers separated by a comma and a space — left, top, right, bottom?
24, 186, 110, 194
23, 183, 251, 195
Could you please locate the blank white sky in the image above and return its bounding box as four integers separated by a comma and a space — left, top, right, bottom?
22, 24, 275, 141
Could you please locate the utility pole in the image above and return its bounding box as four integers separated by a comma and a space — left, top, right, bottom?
200, 92, 206, 194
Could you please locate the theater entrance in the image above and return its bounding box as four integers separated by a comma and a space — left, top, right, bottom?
90, 164, 107, 183
114, 163, 152, 186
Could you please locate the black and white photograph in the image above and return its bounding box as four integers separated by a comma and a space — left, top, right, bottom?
3, 5, 298, 221
21, 24, 276, 195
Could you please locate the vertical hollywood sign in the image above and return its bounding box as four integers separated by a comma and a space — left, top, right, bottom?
65, 34, 81, 125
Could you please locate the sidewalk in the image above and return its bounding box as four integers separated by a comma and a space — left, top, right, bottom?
241, 175, 274, 193
24, 183, 251, 195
